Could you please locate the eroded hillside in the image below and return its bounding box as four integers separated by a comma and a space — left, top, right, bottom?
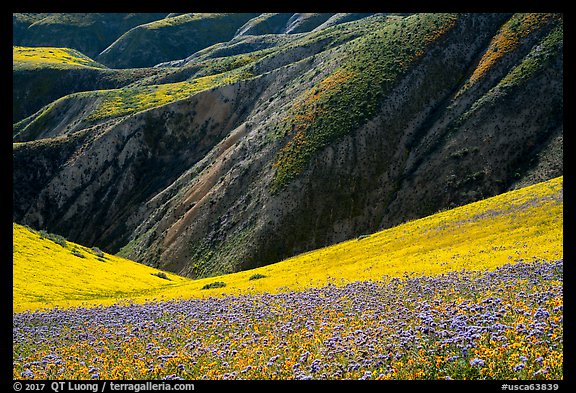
13, 13, 563, 278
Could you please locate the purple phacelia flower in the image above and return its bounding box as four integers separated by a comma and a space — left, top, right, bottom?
470, 358, 485, 367
358, 371, 372, 380
20, 369, 35, 378
513, 363, 525, 372
534, 308, 551, 319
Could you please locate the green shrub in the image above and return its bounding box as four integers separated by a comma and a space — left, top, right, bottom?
71, 248, 85, 258
201, 281, 226, 290
151, 272, 171, 280
91, 247, 105, 258
39, 230, 67, 248
248, 274, 267, 281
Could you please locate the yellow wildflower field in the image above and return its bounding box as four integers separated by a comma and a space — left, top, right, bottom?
85, 69, 251, 122
13, 46, 106, 69
13, 176, 562, 312
12, 226, 189, 312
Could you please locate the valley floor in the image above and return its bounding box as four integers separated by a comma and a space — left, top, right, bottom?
14, 260, 562, 380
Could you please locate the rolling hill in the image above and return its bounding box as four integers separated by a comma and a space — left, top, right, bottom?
96, 13, 260, 68
13, 223, 189, 313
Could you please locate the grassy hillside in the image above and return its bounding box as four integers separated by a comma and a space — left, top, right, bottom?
270, 13, 561, 192
12, 46, 166, 123
13, 14, 562, 278
13, 224, 190, 313
82, 69, 253, 123
270, 13, 461, 191
13, 176, 562, 312
13, 66, 254, 141
13, 46, 107, 69
460, 13, 560, 91
11, 12, 563, 381
234, 13, 294, 36
177, 175, 562, 296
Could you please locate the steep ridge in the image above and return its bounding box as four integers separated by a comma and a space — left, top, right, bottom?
233, 13, 363, 37
13, 15, 385, 141
283, 13, 337, 34
311, 13, 378, 31
234, 13, 295, 36
13, 67, 253, 141
13, 13, 563, 279
14, 79, 264, 253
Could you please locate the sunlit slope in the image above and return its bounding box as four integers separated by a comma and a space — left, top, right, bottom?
13, 176, 562, 311
13, 225, 190, 312
188, 176, 562, 293
13, 46, 106, 69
